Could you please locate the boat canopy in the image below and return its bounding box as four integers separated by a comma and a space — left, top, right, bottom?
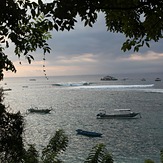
114, 109, 131, 112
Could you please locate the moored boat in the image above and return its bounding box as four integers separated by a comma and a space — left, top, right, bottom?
155, 78, 161, 81
97, 109, 141, 119
27, 107, 52, 114
76, 129, 102, 137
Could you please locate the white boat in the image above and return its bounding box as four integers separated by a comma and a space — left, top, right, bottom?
97, 109, 141, 119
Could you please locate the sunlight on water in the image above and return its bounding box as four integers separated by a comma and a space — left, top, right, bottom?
74, 84, 155, 89
1, 74, 163, 163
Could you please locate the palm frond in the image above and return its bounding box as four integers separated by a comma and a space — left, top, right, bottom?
41, 129, 68, 163
84, 143, 113, 163
160, 149, 163, 163
23, 144, 39, 163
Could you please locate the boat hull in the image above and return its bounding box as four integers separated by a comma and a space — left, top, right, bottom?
76, 129, 102, 137
97, 112, 141, 119
28, 108, 51, 114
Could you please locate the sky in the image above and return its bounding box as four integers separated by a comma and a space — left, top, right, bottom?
4, 13, 163, 78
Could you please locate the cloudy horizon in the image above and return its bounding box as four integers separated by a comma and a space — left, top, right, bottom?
4, 13, 163, 78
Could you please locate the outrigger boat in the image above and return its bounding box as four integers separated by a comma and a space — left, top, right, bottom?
27, 107, 52, 114
97, 109, 141, 119
76, 129, 102, 137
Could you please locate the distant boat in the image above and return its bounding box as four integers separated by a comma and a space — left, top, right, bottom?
29, 79, 36, 81
101, 75, 118, 81
22, 86, 28, 88
27, 107, 52, 114
3, 88, 12, 91
76, 129, 102, 137
97, 109, 141, 119
141, 78, 146, 81
155, 78, 161, 81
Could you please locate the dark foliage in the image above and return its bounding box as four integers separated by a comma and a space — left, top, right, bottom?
0, 0, 163, 79
0, 89, 24, 163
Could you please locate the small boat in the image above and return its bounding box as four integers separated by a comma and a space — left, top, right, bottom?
27, 107, 52, 114
155, 78, 161, 81
141, 78, 146, 81
97, 109, 141, 119
29, 78, 36, 81
3, 88, 12, 91
22, 86, 28, 88
76, 129, 102, 137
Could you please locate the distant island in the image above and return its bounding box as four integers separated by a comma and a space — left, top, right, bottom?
101, 75, 118, 81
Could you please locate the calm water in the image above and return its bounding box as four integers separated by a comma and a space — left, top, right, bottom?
1, 74, 163, 163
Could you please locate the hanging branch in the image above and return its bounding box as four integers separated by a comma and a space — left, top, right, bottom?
43, 53, 49, 80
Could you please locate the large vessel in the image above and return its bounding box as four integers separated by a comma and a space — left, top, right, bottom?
101, 75, 118, 81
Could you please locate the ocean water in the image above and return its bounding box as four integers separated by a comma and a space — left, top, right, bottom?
1, 74, 163, 163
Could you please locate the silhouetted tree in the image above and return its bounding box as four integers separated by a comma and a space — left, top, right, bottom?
0, 88, 24, 163
1, 0, 163, 79
84, 143, 114, 163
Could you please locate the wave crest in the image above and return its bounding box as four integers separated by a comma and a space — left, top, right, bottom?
76, 84, 154, 89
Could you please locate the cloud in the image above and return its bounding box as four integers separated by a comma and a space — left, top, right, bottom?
56, 53, 97, 65
124, 51, 163, 61
109, 51, 163, 74
3, 12, 163, 77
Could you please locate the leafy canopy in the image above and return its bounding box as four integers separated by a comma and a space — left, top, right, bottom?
0, 0, 163, 79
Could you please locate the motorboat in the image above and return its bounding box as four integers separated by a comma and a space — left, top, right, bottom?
155, 78, 161, 81
27, 107, 52, 114
97, 109, 141, 119
76, 129, 102, 137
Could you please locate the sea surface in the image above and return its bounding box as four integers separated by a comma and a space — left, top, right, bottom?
1, 73, 163, 163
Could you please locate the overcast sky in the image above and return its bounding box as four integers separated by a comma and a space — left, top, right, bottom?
4, 13, 163, 78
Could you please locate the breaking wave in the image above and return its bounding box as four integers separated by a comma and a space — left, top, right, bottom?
75, 84, 154, 89
52, 81, 91, 87
140, 88, 163, 93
